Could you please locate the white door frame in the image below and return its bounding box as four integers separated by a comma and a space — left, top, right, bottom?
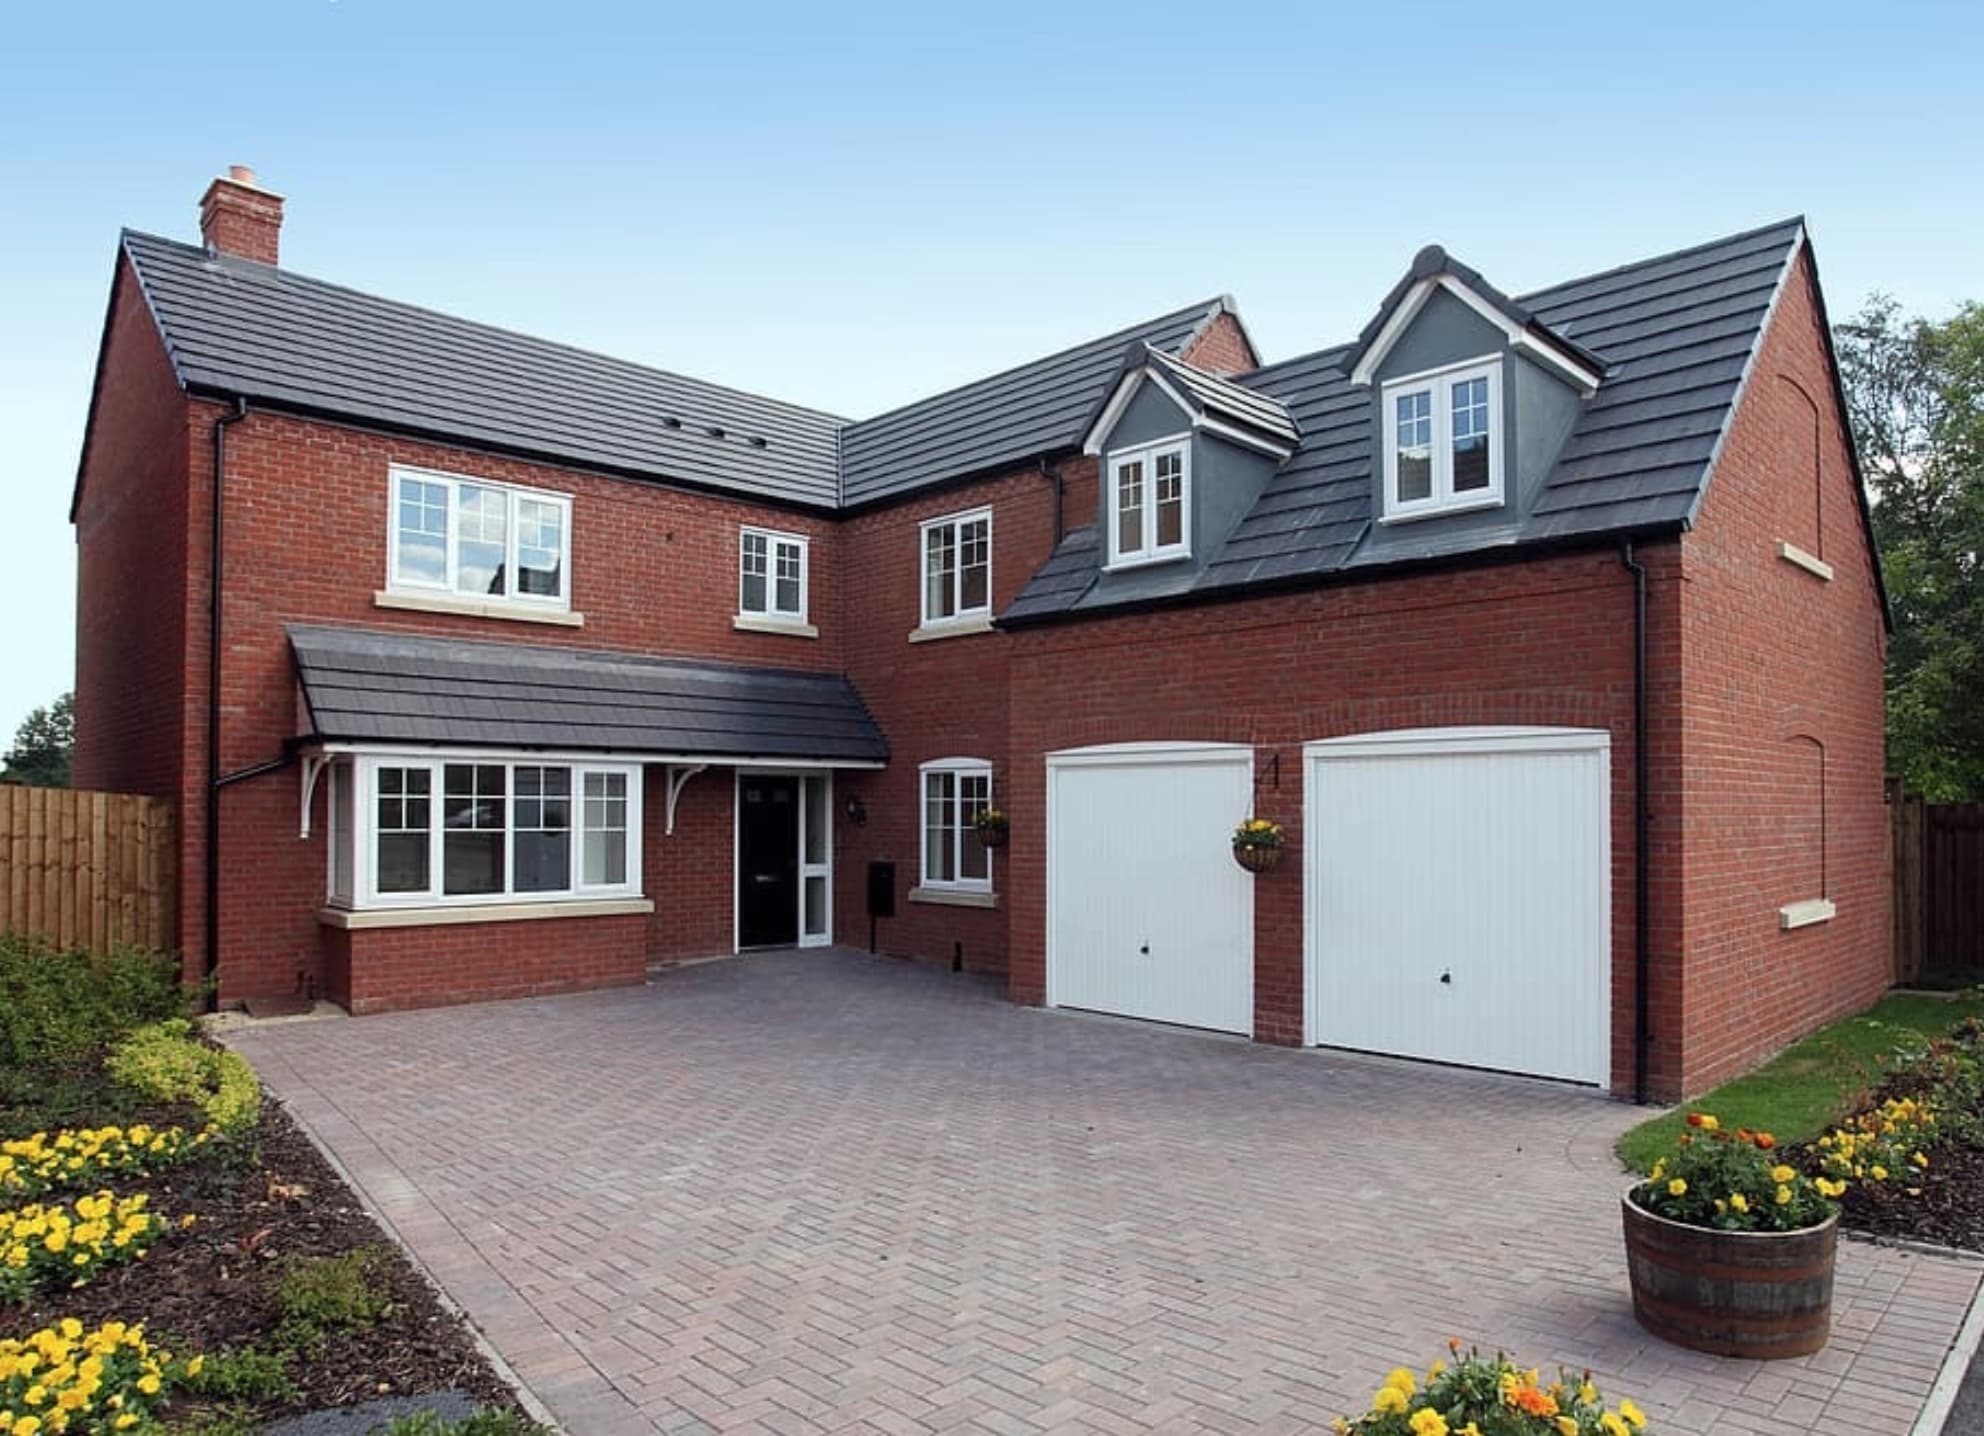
1044, 741, 1256, 1032
1301, 726, 1612, 1085
731, 768, 835, 953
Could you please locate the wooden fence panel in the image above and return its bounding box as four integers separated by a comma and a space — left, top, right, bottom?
1889, 780, 1926, 983
0, 786, 176, 953
1925, 801, 1984, 977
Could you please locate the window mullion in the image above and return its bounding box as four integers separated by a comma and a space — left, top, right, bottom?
442, 481, 460, 592
1433, 385, 1451, 503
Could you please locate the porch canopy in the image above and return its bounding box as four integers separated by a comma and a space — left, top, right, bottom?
287, 624, 888, 764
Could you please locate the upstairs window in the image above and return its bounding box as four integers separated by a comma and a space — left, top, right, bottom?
388, 466, 572, 607
1381, 359, 1503, 519
1107, 438, 1191, 567
739, 527, 809, 624
921, 508, 992, 627
920, 758, 993, 893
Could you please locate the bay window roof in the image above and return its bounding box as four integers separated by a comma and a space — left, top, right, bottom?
288, 626, 887, 763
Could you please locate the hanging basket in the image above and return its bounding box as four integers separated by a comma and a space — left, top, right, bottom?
974, 811, 1010, 849
1232, 842, 1281, 874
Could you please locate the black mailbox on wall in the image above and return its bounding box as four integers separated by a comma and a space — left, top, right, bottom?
866, 860, 896, 919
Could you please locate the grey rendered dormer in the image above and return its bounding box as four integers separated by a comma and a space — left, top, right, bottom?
1076, 344, 1299, 602
1346, 246, 1603, 552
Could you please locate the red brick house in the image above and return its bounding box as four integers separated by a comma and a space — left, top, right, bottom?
71, 168, 1889, 1099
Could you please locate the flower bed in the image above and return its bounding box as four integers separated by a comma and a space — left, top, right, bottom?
0, 1316, 189, 1434
0, 1128, 210, 1203
1336, 1345, 1650, 1434
0, 1194, 168, 1303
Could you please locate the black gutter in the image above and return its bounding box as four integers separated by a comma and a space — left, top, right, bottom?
1620, 540, 1652, 1104
204, 398, 249, 1010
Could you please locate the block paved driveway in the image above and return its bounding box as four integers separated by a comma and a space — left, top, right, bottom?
228, 950, 1982, 1436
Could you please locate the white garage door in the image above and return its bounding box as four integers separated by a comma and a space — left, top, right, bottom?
1305, 728, 1610, 1086
1048, 743, 1254, 1034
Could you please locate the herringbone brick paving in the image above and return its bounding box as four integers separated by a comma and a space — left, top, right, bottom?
228, 950, 1983, 1435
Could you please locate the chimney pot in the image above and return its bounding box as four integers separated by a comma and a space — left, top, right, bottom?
199, 165, 285, 266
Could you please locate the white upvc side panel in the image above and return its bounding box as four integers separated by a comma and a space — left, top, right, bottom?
1047, 744, 1253, 1036
1304, 728, 1609, 1086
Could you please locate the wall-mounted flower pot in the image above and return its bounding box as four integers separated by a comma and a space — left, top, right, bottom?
1232, 843, 1281, 874
1621, 1191, 1837, 1358
974, 816, 1010, 849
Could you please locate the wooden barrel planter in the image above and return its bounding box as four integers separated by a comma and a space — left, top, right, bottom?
1621, 1192, 1837, 1359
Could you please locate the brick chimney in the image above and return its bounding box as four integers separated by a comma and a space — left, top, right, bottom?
198, 165, 284, 265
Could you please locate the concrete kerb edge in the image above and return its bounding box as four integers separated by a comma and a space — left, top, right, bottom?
1913, 1273, 1984, 1436
219, 1038, 566, 1434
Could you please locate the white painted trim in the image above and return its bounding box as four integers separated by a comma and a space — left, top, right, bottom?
1779, 897, 1836, 930
917, 757, 995, 895
385, 465, 575, 613
1349, 273, 1600, 393
737, 525, 811, 625
298, 753, 327, 839
318, 896, 653, 929
1082, 367, 1149, 455
308, 741, 884, 771
799, 771, 834, 948
908, 886, 999, 910
1301, 725, 1612, 1090
1193, 414, 1296, 460
918, 505, 994, 629
1105, 434, 1193, 569
372, 590, 585, 627
908, 612, 996, 643
664, 764, 706, 836
1381, 356, 1504, 521
1777, 540, 1835, 581
1082, 365, 1295, 459
732, 613, 819, 639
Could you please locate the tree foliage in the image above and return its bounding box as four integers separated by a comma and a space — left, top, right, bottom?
1836, 297, 1984, 799
2, 691, 74, 788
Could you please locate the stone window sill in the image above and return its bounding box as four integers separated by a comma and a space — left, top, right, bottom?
1776, 541, 1834, 581
907, 886, 999, 910
374, 590, 584, 627
319, 896, 653, 930
733, 613, 819, 639
908, 614, 996, 644
1778, 897, 1836, 930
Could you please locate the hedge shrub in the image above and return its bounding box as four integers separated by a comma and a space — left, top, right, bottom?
0, 934, 185, 1069
106, 1021, 260, 1133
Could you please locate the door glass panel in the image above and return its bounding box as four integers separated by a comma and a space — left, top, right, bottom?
802, 776, 827, 866
803, 874, 827, 938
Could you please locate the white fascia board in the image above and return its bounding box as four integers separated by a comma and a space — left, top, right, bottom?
1350, 273, 1601, 394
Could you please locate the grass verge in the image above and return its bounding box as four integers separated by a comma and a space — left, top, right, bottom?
1617, 990, 1984, 1172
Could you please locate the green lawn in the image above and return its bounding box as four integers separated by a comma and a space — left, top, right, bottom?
1616, 991, 1984, 1172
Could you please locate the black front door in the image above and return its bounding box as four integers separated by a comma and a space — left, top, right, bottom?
738, 775, 800, 948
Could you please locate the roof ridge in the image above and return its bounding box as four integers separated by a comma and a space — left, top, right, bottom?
121, 228, 854, 427
1516, 216, 1805, 304
843, 296, 1229, 432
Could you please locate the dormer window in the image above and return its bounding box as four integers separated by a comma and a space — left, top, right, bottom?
1381, 359, 1503, 520
1107, 437, 1191, 568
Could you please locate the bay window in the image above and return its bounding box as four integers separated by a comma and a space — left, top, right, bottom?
325, 754, 641, 909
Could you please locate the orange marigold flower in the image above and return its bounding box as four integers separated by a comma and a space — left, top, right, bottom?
1755, 1132, 1776, 1150
1509, 1385, 1559, 1418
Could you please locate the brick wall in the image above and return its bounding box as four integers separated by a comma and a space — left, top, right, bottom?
833, 458, 1097, 973
1003, 545, 1674, 1085
1673, 247, 1891, 1090
1181, 311, 1257, 376
329, 910, 650, 1014
72, 256, 191, 802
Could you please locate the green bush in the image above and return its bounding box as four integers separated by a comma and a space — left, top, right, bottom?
384, 1410, 548, 1435
0, 932, 185, 1068
177, 1344, 296, 1403
107, 1019, 262, 1131
277, 1247, 390, 1346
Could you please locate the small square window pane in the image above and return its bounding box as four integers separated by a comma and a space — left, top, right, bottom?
1453, 437, 1490, 492
376, 833, 429, 893
742, 572, 768, 612
513, 830, 571, 892
1397, 451, 1433, 503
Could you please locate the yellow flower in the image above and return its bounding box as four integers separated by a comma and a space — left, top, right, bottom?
1619, 1398, 1647, 1429
1373, 1385, 1410, 1415
1667, 1178, 1687, 1197
1729, 1192, 1749, 1213
1427, 1358, 1446, 1381
1770, 1165, 1796, 1185
134, 1375, 158, 1396
1776, 1185, 1793, 1205
1697, 1114, 1719, 1131
1872, 1165, 1889, 1181
1600, 1414, 1631, 1436
1557, 1420, 1579, 1436
1385, 1367, 1418, 1396
1409, 1411, 1448, 1436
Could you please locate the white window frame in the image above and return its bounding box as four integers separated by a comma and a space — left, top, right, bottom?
1380, 357, 1504, 521
330, 751, 643, 911
386, 465, 574, 612
1105, 434, 1192, 569
918, 507, 993, 629
737, 526, 809, 624
918, 757, 994, 894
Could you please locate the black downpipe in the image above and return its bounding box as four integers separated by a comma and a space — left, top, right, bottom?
1039, 458, 1064, 545
204, 398, 249, 1009
1620, 540, 1651, 1104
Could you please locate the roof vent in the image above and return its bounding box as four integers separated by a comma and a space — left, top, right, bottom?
748, 436, 768, 449
706, 425, 726, 439
661, 417, 681, 430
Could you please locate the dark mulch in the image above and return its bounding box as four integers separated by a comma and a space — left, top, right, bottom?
6, 1087, 521, 1424
1835, 1136, 1984, 1252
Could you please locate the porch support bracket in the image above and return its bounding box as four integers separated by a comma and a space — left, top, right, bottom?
665, 764, 708, 836
298, 753, 327, 839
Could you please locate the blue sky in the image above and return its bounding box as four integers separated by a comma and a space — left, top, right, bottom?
1, 0, 1978, 743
